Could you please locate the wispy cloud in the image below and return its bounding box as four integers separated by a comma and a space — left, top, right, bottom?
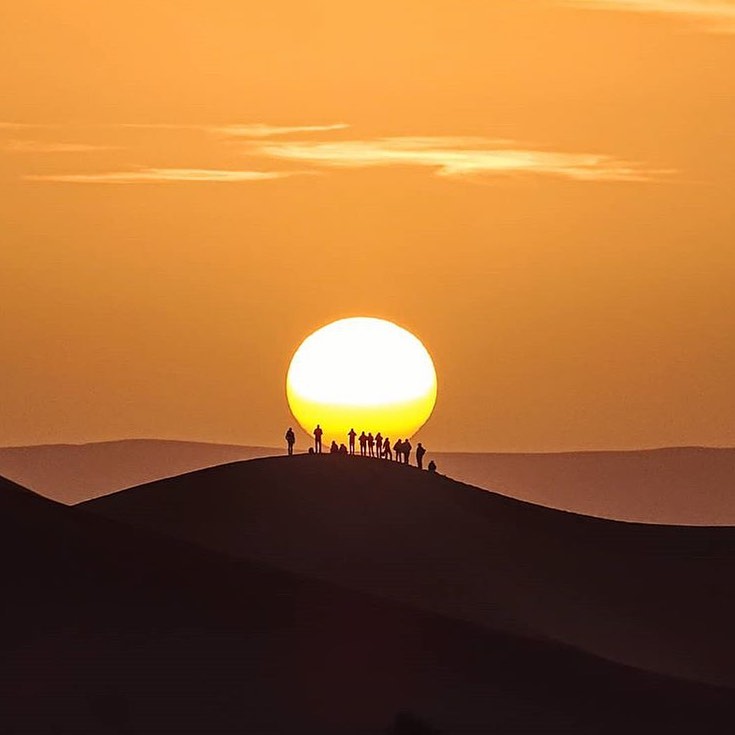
2, 140, 115, 153
559, 0, 735, 32
0, 122, 49, 129
209, 123, 349, 138
117, 122, 350, 137
24, 168, 304, 184
253, 137, 666, 182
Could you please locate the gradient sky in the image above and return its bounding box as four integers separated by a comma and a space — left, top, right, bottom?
2, 0, 735, 452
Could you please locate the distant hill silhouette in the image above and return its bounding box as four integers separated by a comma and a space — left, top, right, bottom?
83, 455, 735, 689
2, 473, 735, 733
0, 439, 279, 504
433, 446, 735, 525
4, 440, 735, 525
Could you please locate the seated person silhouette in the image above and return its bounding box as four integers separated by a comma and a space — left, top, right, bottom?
427, 459, 437, 473
339, 443, 348, 454
330, 440, 339, 454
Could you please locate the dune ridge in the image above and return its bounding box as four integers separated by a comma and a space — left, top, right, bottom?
82, 454, 735, 689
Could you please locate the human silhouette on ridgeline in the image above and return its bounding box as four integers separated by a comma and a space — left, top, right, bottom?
428, 459, 437, 473
368, 432, 375, 457
416, 442, 426, 469
285, 427, 296, 456
394, 438, 403, 462
359, 431, 367, 456
330, 440, 339, 454
403, 438, 412, 465
383, 437, 392, 460
348, 428, 357, 455
313, 424, 323, 454
375, 433, 383, 458
339, 443, 348, 454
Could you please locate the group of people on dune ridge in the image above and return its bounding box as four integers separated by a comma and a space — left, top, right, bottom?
284, 425, 436, 472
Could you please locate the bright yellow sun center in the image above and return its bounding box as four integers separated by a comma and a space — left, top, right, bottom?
286, 317, 437, 445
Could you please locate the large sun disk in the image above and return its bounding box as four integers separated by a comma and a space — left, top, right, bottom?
286, 317, 437, 443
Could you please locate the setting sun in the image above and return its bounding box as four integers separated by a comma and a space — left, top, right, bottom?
286, 317, 437, 444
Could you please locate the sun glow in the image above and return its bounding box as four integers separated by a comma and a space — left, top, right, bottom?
286, 317, 437, 444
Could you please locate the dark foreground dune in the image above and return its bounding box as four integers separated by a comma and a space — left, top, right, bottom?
83, 454, 735, 690
2, 474, 735, 734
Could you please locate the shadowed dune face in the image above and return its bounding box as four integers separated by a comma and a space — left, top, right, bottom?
4, 474, 733, 734
82, 455, 735, 689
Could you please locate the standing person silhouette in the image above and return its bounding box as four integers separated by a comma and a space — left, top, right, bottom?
348, 428, 357, 455
394, 438, 403, 462
285, 427, 296, 456
383, 437, 392, 461
416, 442, 426, 469
368, 432, 375, 457
375, 433, 383, 458
403, 439, 412, 465
359, 431, 367, 456
313, 424, 323, 454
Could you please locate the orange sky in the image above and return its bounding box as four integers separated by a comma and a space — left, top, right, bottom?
2, 0, 735, 452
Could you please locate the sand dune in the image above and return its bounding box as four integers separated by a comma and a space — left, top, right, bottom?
0, 439, 280, 504
4, 474, 731, 733
433, 446, 735, 525
3, 440, 734, 525
83, 454, 735, 690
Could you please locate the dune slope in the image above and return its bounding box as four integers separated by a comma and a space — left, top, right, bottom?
83, 454, 735, 689
4, 475, 734, 733
0, 439, 279, 503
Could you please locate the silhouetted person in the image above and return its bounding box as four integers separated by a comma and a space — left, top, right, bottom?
359, 431, 367, 456
313, 424, 323, 454
394, 438, 403, 462
375, 433, 383, 458
427, 459, 437, 473
383, 437, 392, 460
348, 428, 357, 455
330, 440, 339, 454
416, 442, 426, 469
339, 443, 348, 454
403, 439, 412, 464
285, 427, 296, 456
368, 432, 375, 457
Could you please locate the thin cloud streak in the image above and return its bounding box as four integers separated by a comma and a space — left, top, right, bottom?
254, 137, 667, 182
560, 0, 735, 32
210, 123, 349, 137
2, 140, 115, 153
24, 168, 304, 184
117, 122, 350, 137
